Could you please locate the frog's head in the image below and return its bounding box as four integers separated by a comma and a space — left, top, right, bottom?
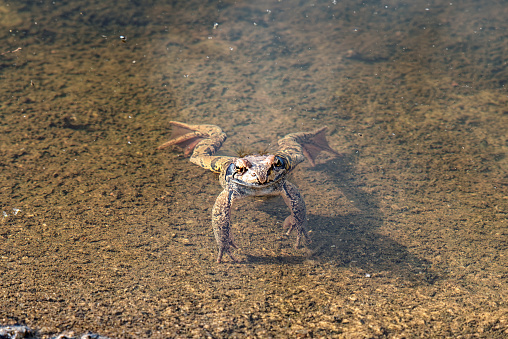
224, 154, 289, 188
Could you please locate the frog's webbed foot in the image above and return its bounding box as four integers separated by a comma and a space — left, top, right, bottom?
157, 121, 205, 156
217, 241, 239, 264
279, 126, 339, 167
283, 215, 311, 248
297, 127, 339, 166
157, 121, 226, 157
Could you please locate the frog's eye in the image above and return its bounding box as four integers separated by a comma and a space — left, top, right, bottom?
274, 156, 285, 169
234, 164, 246, 174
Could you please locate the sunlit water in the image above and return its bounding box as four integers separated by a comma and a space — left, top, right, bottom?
0, 0, 506, 337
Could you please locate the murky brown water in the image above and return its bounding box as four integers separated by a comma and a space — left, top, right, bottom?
0, 0, 506, 337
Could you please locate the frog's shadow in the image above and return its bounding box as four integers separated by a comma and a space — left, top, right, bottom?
241, 153, 440, 285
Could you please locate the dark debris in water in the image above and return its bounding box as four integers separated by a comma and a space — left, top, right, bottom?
0, 326, 110, 339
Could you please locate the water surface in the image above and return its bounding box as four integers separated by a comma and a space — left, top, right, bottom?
0, 0, 506, 337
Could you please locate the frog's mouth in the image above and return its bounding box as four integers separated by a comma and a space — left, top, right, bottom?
230, 176, 284, 188
225, 162, 286, 188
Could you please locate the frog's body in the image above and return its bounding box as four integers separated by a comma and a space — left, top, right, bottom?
158, 121, 338, 263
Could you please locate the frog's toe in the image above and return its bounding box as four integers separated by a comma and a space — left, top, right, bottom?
283, 216, 310, 248
217, 248, 237, 264
217, 241, 239, 263
294, 231, 311, 248
283, 215, 296, 234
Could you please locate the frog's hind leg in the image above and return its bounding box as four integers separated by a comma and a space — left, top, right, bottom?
158, 121, 233, 172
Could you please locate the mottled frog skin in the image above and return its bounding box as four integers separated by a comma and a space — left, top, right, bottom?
158, 122, 338, 263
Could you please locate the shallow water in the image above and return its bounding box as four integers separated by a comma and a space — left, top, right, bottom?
0, 0, 506, 337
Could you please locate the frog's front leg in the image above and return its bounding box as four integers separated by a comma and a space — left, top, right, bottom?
212, 187, 239, 263
280, 181, 310, 247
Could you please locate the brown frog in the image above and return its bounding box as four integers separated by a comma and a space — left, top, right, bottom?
158, 122, 339, 263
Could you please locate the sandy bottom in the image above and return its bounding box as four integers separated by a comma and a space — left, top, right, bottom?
0, 0, 506, 337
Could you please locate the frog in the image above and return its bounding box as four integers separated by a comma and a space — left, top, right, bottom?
158, 121, 339, 263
